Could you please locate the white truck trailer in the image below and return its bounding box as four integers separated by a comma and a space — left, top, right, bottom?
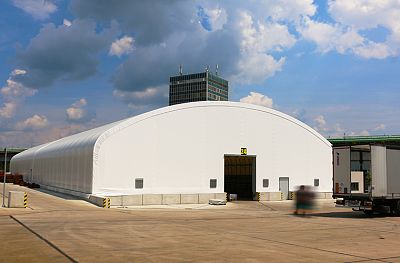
333, 144, 400, 215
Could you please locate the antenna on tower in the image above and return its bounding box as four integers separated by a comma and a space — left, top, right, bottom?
206, 65, 209, 73
179, 64, 183, 76
215, 64, 219, 76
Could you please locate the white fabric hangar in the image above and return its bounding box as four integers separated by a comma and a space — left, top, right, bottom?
11, 101, 332, 204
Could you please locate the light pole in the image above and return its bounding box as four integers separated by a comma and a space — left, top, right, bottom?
2, 148, 7, 207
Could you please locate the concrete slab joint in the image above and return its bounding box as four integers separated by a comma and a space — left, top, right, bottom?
181, 194, 199, 204
122, 195, 143, 206
143, 194, 162, 205
162, 194, 180, 205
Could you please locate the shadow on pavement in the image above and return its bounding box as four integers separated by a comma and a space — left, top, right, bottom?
35, 188, 85, 201
309, 211, 398, 219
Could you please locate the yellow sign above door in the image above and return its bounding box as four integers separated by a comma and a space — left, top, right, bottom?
241, 148, 247, 155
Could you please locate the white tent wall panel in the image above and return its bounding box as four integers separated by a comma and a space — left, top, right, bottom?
10, 129, 104, 194
93, 109, 214, 195
10, 144, 45, 181
92, 103, 332, 196
203, 107, 332, 193
204, 106, 332, 193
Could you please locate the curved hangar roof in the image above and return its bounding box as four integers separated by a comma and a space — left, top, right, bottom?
11, 101, 331, 196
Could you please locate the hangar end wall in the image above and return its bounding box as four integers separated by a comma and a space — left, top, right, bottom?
91, 102, 332, 197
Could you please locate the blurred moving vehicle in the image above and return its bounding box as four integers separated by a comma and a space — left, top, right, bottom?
294, 185, 315, 215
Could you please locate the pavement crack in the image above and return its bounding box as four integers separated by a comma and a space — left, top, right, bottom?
258, 202, 278, 211
229, 231, 391, 263
9, 215, 78, 263
347, 255, 400, 263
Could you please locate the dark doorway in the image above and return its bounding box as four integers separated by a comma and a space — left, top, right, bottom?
224, 155, 256, 200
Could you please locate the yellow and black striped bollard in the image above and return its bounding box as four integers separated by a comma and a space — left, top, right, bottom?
24, 193, 27, 208
103, 198, 107, 208
107, 198, 111, 208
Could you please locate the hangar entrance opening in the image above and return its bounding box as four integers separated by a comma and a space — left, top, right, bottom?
224, 155, 256, 200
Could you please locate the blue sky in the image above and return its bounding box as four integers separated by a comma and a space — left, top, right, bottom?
0, 0, 399, 147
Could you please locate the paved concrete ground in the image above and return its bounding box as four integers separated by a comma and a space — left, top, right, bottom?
1, 183, 400, 263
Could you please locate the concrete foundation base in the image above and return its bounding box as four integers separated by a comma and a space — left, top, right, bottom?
123, 195, 143, 206
143, 194, 163, 205
288, 191, 333, 200
89, 191, 332, 207
8, 191, 26, 208
215, 193, 227, 200
92, 193, 227, 207
314, 192, 333, 199
181, 194, 198, 204
258, 192, 283, 201
88, 195, 110, 208
258, 191, 333, 201
162, 194, 180, 205
258, 192, 333, 201
198, 193, 215, 204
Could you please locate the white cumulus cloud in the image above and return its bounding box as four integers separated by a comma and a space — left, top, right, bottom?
300, 19, 363, 53
313, 115, 327, 132
72, 98, 87, 108
353, 42, 392, 59
311, 115, 346, 137
328, 0, 400, 30
66, 107, 85, 121
0, 69, 37, 119
66, 98, 94, 123
299, 18, 393, 59
230, 11, 292, 84
16, 114, 48, 130
0, 102, 18, 118
12, 0, 57, 20
238, 11, 296, 53
374, 124, 386, 131
240, 92, 274, 108
113, 86, 168, 111
109, 36, 135, 57
11, 69, 27, 76
63, 18, 72, 27
200, 6, 228, 31
325, 0, 400, 58
263, 0, 317, 22
1, 79, 37, 99
235, 53, 285, 85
